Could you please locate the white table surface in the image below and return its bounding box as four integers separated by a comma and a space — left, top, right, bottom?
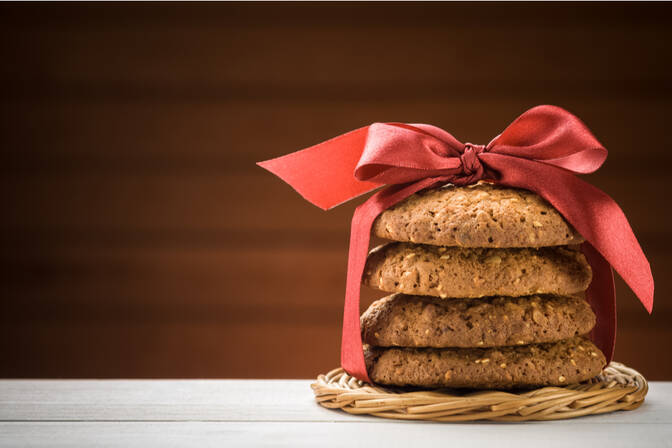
1, 380, 671, 447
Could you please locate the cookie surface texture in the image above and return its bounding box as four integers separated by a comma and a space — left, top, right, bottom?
364, 337, 606, 389
363, 243, 592, 298
373, 183, 584, 248
361, 293, 596, 348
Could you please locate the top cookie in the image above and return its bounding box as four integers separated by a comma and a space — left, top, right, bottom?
373, 182, 584, 248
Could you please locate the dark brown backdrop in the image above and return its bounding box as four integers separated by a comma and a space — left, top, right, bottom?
1, 3, 671, 379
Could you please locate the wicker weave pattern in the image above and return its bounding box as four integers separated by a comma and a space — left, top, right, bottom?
311, 362, 647, 422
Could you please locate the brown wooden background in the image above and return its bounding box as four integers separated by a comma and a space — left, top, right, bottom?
1, 3, 671, 380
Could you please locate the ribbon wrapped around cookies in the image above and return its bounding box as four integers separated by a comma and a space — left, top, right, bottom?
257, 105, 654, 383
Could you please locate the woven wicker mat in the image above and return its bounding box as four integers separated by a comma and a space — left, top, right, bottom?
311, 362, 647, 422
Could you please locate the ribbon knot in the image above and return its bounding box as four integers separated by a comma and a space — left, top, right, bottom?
457, 143, 486, 185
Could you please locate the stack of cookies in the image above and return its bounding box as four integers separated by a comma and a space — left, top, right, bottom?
361, 183, 607, 389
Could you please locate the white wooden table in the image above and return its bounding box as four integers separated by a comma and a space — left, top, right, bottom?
1, 380, 671, 447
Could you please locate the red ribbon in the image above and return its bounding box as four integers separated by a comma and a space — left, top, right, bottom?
258, 105, 653, 383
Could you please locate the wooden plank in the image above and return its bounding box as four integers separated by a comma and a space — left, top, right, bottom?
614, 326, 672, 382
2, 3, 670, 29
3, 100, 672, 173
1, 173, 359, 235
0, 246, 358, 309
0, 379, 359, 422
2, 172, 669, 237
0, 421, 670, 448
0, 322, 342, 379
0, 379, 670, 423
1, 6, 671, 95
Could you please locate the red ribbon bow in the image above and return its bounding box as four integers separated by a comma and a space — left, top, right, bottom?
258, 105, 654, 383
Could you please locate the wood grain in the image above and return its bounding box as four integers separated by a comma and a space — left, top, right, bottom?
1, 3, 671, 379
0, 380, 671, 447
1, 379, 670, 423
2, 422, 671, 448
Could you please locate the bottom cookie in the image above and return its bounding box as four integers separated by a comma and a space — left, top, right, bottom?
364, 336, 606, 389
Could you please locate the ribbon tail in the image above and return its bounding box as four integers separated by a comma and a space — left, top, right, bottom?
483, 153, 653, 312
257, 126, 381, 210
341, 178, 446, 382
582, 242, 617, 362
483, 153, 653, 361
